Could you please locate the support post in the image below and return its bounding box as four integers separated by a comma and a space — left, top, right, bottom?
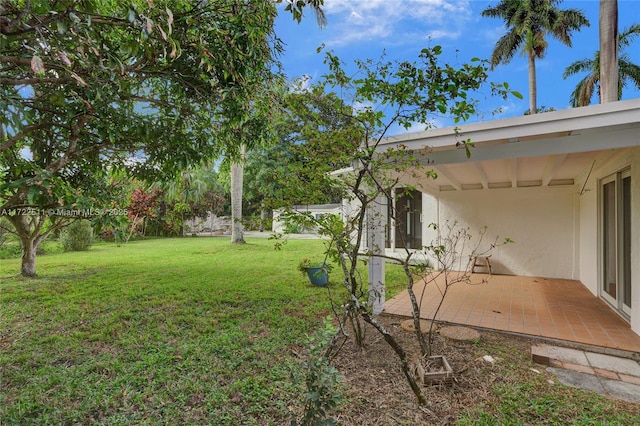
367, 193, 387, 315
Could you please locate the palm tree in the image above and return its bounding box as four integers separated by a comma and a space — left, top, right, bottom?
599, 0, 619, 103
481, 0, 590, 114
230, 144, 246, 244
225, 2, 326, 244
226, 104, 277, 244
154, 167, 223, 236
563, 24, 640, 107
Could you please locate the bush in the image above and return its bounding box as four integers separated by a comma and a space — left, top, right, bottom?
60, 220, 93, 252
293, 318, 342, 426
0, 241, 22, 259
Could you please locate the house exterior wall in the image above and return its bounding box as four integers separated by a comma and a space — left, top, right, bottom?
391, 147, 640, 334
423, 185, 576, 278
272, 204, 342, 233
576, 147, 640, 335
576, 171, 598, 296
373, 100, 640, 335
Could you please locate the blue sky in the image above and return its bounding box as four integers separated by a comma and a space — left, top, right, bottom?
274, 0, 640, 130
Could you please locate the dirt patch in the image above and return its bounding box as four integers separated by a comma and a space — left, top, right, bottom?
327, 315, 638, 425
327, 315, 523, 425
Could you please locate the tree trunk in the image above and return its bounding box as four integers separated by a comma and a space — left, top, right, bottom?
600, 0, 619, 103
230, 145, 246, 244
20, 237, 37, 277
259, 207, 266, 232
527, 51, 537, 114
359, 307, 427, 405
7, 214, 40, 277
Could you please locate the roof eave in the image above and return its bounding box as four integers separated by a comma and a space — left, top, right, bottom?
378, 98, 640, 153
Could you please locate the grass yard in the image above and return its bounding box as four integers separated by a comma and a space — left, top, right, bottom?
1, 237, 639, 425
0, 237, 361, 424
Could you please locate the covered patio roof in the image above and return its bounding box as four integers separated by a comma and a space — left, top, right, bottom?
378, 98, 640, 194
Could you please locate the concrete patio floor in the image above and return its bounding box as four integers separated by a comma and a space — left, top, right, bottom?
383, 273, 640, 357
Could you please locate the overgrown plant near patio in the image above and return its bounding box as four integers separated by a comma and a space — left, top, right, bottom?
292, 317, 342, 426
278, 47, 520, 405
408, 222, 513, 356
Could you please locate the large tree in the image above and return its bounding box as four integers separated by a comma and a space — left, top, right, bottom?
0, 0, 322, 276
481, 0, 589, 114
252, 87, 357, 206
600, 0, 619, 103
563, 24, 640, 106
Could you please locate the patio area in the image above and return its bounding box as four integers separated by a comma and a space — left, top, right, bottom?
383, 273, 640, 356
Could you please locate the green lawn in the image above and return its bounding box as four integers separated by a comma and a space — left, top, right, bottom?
0, 237, 405, 425
2, 237, 638, 425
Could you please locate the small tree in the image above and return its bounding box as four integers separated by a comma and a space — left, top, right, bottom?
278, 48, 519, 405
405, 222, 513, 356
127, 188, 163, 238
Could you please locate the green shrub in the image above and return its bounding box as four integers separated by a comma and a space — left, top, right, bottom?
0, 221, 21, 259
60, 220, 93, 252
293, 317, 342, 426
0, 241, 22, 259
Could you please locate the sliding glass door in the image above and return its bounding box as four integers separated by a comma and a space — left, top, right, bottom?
601, 169, 631, 318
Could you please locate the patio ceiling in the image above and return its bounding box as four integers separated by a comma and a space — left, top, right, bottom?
378, 99, 640, 194
426, 147, 627, 193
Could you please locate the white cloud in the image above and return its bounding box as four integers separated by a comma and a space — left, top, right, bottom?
425, 29, 462, 40
289, 75, 313, 93
482, 101, 522, 120
482, 25, 507, 44
352, 100, 375, 113
321, 0, 473, 47
387, 117, 445, 137
405, 121, 430, 133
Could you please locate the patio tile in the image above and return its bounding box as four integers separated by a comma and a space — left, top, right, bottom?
384, 274, 640, 354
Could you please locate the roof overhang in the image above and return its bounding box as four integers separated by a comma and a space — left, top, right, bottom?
377, 98, 640, 193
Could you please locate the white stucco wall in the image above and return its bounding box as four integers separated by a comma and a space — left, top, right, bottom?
427, 185, 577, 278
272, 204, 342, 233
576, 173, 598, 296
576, 147, 639, 334
575, 150, 634, 297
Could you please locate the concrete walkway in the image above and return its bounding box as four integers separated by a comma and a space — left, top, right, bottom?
198, 231, 322, 239
531, 344, 640, 403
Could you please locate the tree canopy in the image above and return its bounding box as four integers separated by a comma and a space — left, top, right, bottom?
0, 0, 323, 276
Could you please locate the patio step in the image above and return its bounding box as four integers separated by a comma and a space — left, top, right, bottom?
531, 343, 640, 403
